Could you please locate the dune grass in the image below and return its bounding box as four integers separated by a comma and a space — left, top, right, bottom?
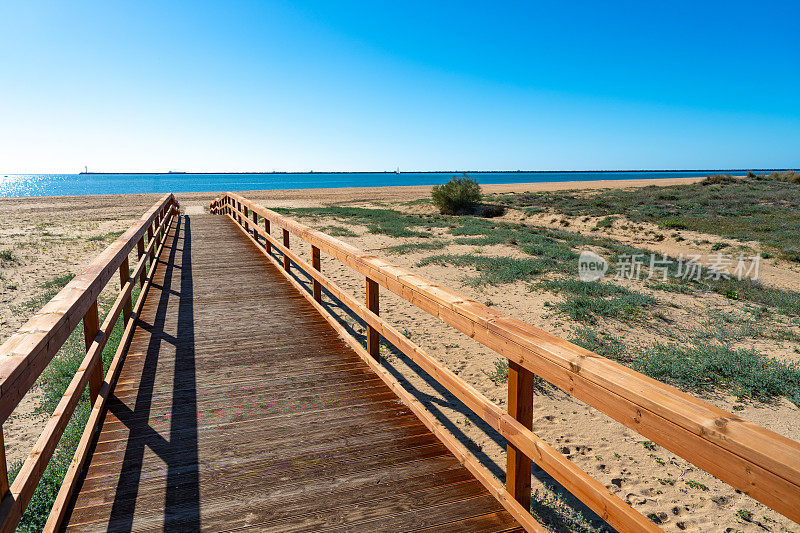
632, 343, 800, 405
18, 274, 75, 312
320, 225, 359, 237
569, 325, 800, 406
276, 204, 800, 317
417, 254, 556, 285
271, 206, 442, 238
491, 175, 800, 261
0, 250, 18, 264
383, 240, 447, 255
537, 279, 659, 323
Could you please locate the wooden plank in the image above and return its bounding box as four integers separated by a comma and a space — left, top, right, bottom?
506, 361, 534, 510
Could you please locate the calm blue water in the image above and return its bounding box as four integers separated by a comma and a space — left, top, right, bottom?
0, 171, 746, 198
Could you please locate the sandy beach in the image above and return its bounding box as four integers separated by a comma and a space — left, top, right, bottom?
2, 176, 799, 532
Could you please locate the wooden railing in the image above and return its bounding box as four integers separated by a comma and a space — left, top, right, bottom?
212, 192, 800, 532
0, 194, 179, 532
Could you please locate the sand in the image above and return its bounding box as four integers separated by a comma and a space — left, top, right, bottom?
2, 176, 798, 532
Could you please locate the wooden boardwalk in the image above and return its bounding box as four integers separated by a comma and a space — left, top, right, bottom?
59, 214, 522, 532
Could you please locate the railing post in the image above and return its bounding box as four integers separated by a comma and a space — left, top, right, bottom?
243, 207, 249, 231
282, 229, 290, 271
252, 210, 258, 240
366, 278, 379, 359
312, 246, 321, 301
506, 361, 534, 509
0, 426, 8, 498
119, 257, 132, 323
264, 218, 271, 254
83, 301, 102, 404
137, 237, 146, 286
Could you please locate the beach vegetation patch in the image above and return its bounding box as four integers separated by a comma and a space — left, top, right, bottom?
569, 327, 800, 405
490, 175, 800, 261
0, 249, 18, 264
19, 273, 76, 311
482, 358, 509, 384
87, 230, 125, 242
417, 253, 553, 285
530, 484, 610, 533
555, 291, 658, 324
537, 278, 659, 323
272, 206, 438, 238
383, 240, 447, 255
431, 174, 482, 214
569, 328, 626, 359
320, 225, 359, 237
631, 342, 800, 405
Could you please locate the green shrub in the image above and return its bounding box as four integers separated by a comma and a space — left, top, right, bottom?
431, 175, 482, 214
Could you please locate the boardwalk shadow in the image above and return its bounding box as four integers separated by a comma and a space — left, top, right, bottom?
102, 215, 201, 531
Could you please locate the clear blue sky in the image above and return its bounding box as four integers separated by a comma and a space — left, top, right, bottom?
1, 1, 797, 173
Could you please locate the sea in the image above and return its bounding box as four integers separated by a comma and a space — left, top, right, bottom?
0, 170, 747, 198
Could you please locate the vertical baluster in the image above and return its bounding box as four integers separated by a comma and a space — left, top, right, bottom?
119, 257, 132, 323
366, 278, 379, 359
282, 229, 290, 271
264, 218, 271, 254
84, 301, 102, 403
506, 361, 534, 509
312, 246, 321, 301
252, 210, 258, 239
147, 224, 154, 263
0, 426, 8, 498
137, 237, 146, 286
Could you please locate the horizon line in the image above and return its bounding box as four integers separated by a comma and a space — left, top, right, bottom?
2, 168, 788, 176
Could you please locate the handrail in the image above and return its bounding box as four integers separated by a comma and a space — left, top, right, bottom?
0, 194, 179, 532
212, 192, 800, 531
